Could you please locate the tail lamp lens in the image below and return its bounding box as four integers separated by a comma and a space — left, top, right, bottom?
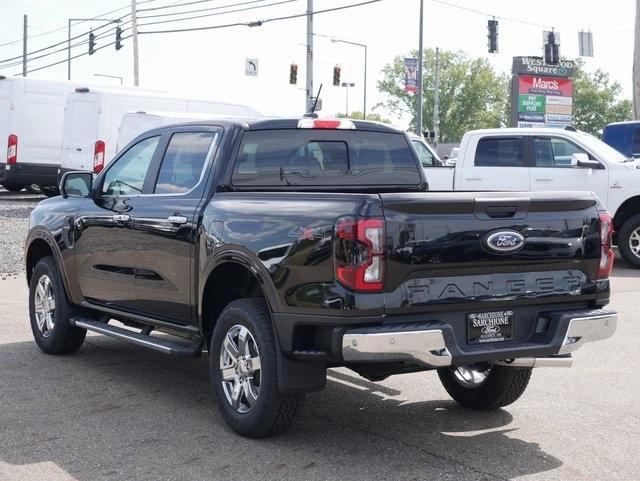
335, 218, 385, 291
598, 212, 614, 279
7, 134, 17, 165
93, 140, 105, 173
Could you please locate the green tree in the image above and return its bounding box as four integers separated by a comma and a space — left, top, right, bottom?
572, 60, 632, 135
377, 49, 509, 142
336, 111, 392, 123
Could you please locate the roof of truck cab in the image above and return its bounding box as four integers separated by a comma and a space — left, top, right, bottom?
466, 127, 581, 137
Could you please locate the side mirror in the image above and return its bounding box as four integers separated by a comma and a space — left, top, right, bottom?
572, 153, 603, 169
443, 155, 449, 160
60, 171, 93, 199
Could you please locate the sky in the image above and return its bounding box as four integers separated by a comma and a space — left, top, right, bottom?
0, 0, 636, 127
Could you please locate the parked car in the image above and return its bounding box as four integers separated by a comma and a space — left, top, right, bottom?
26, 117, 616, 438
408, 134, 453, 190
422, 127, 640, 266
0, 76, 81, 195
602, 121, 640, 159
59, 86, 261, 178
444, 146, 459, 166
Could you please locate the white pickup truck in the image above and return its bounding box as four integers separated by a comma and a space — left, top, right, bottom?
423, 127, 640, 267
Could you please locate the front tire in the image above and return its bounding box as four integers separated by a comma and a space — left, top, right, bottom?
618, 214, 640, 268
209, 298, 303, 438
29, 257, 86, 355
437, 364, 532, 410
2, 183, 24, 192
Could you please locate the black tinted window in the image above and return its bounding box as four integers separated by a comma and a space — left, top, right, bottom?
475, 137, 525, 167
632, 129, 640, 156
232, 130, 419, 186
154, 132, 217, 194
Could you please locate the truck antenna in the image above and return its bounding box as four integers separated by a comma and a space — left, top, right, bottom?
305, 84, 323, 118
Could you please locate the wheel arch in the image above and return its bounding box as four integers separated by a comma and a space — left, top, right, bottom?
613, 195, 640, 232
199, 249, 281, 347
25, 230, 73, 301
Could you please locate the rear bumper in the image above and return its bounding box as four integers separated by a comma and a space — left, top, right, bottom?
0, 162, 59, 187
340, 309, 616, 368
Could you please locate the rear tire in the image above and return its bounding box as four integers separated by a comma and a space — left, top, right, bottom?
209, 298, 303, 438
40, 185, 59, 197
2, 183, 24, 192
29, 257, 86, 355
437, 364, 532, 410
25, 184, 42, 194
618, 214, 640, 268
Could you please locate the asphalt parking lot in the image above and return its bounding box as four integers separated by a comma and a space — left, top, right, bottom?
1, 188, 639, 481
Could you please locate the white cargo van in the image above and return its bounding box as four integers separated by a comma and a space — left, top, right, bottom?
116, 110, 255, 153
59, 88, 261, 176
0, 76, 81, 194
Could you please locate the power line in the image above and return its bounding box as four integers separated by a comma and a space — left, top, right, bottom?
139, 0, 229, 12
139, 0, 382, 34
0, 0, 158, 49
0, 19, 131, 65
137, 0, 298, 26
13, 35, 132, 76
138, 0, 287, 19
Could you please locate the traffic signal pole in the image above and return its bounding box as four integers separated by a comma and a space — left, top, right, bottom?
306, 0, 314, 112
416, 0, 424, 137
22, 15, 27, 77
132, 0, 140, 86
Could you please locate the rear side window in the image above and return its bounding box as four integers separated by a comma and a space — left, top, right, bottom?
474, 137, 525, 167
232, 130, 420, 186
154, 132, 217, 194
412, 139, 437, 167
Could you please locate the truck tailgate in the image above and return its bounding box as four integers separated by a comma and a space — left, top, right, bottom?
381, 191, 603, 316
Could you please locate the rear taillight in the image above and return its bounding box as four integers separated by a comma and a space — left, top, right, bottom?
335, 217, 385, 292
93, 140, 105, 173
7, 134, 17, 165
598, 212, 614, 279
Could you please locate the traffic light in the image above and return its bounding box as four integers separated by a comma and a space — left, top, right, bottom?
115, 26, 123, 51
289, 63, 298, 85
332, 66, 341, 86
544, 31, 560, 64
89, 29, 96, 55
487, 19, 498, 53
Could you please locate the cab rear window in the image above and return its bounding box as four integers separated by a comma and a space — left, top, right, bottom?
232, 130, 420, 186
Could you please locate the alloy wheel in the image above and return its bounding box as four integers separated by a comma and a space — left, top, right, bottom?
219, 325, 261, 413
629, 227, 640, 258
34, 274, 56, 337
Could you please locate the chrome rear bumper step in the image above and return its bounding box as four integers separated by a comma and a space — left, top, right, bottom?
70, 317, 203, 357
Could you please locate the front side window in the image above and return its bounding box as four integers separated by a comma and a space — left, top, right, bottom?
474, 137, 525, 167
154, 132, 217, 194
412, 139, 437, 167
534, 137, 591, 168
102, 136, 159, 196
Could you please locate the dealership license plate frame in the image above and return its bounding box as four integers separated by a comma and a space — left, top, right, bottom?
467, 310, 514, 344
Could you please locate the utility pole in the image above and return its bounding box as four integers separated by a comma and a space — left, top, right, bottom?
22, 15, 27, 77
635, 0, 640, 118
306, 0, 314, 112
416, 0, 424, 136
433, 47, 440, 144
132, 0, 140, 86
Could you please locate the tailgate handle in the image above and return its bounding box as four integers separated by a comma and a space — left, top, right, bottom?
485, 206, 518, 218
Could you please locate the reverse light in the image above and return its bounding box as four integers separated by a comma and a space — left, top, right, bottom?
7, 134, 17, 165
597, 212, 614, 279
93, 140, 105, 173
335, 218, 385, 292
297, 118, 356, 130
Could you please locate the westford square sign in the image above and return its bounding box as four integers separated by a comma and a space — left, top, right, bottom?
511, 56, 574, 129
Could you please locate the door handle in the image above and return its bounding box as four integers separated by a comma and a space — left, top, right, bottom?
465, 176, 483, 181
167, 215, 188, 224
535, 177, 553, 182
113, 214, 130, 222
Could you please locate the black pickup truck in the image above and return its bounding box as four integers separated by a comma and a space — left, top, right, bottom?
25, 117, 617, 437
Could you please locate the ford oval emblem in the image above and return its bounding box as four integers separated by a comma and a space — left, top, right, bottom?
485, 230, 525, 254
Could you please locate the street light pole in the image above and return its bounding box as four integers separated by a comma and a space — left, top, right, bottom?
306, 0, 314, 112
416, 0, 424, 137
341, 82, 355, 116
67, 17, 118, 81
131, 0, 140, 86
331, 38, 367, 118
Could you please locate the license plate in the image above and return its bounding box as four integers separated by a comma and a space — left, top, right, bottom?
467, 310, 513, 344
